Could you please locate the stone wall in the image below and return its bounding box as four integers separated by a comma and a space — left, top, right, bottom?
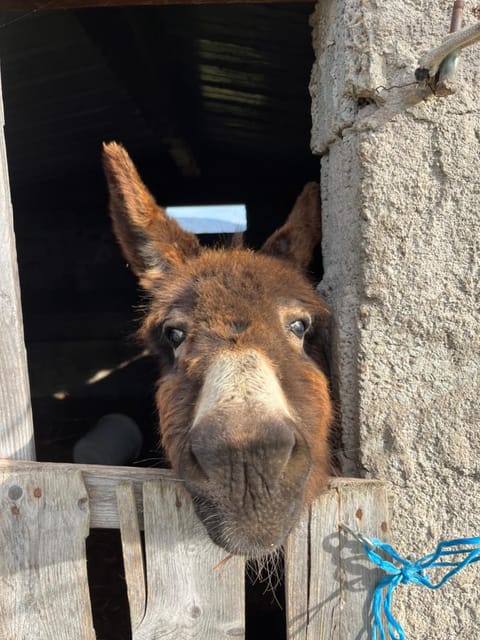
311, 0, 480, 636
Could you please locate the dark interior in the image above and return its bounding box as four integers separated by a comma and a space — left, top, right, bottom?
1, 4, 318, 639
1, 2, 320, 463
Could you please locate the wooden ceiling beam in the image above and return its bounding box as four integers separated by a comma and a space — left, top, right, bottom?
2, 0, 314, 9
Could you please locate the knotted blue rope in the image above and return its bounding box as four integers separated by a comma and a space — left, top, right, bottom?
341, 525, 480, 640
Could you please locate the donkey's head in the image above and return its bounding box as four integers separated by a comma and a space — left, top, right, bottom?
103, 143, 332, 556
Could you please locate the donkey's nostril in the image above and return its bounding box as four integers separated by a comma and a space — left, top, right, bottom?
265, 423, 296, 478
186, 440, 211, 483
190, 435, 218, 481
188, 418, 299, 488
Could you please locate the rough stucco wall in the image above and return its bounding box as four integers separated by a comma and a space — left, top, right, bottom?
311, 0, 480, 636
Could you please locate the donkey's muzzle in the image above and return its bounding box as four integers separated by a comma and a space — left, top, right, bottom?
180, 349, 313, 554
182, 417, 311, 555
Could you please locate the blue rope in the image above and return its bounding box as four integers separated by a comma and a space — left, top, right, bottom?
358, 534, 480, 640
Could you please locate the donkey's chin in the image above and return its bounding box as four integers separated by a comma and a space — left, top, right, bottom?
189, 490, 305, 557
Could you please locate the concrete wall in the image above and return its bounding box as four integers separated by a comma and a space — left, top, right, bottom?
311, 0, 480, 636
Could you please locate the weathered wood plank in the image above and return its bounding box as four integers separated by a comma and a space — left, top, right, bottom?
0, 459, 175, 529
285, 507, 309, 640
116, 481, 146, 632
134, 480, 245, 640
285, 488, 341, 640
285, 479, 389, 640
0, 65, 35, 461
0, 469, 95, 640
336, 479, 389, 640
307, 488, 341, 640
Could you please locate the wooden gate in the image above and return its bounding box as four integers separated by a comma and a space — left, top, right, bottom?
0, 460, 388, 640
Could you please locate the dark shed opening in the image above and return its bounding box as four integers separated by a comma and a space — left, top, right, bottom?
1, 4, 319, 639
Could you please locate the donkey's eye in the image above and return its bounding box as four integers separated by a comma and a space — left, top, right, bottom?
164, 327, 186, 349
288, 318, 310, 339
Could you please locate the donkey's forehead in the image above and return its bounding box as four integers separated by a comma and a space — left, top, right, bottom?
151, 249, 320, 316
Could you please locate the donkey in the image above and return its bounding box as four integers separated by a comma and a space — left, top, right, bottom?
103, 142, 332, 557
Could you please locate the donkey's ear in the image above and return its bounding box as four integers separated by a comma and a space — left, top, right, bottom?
260, 182, 321, 270
102, 142, 200, 282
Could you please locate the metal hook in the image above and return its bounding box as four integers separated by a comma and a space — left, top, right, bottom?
339, 522, 377, 551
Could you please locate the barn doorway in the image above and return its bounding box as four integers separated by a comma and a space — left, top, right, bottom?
1, 4, 319, 639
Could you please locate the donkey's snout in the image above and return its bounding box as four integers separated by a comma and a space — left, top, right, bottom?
189, 418, 297, 487
186, 418, 311, 555
181, 348, 316, 553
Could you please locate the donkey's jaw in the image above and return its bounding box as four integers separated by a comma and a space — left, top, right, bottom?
188, 485, 306, 556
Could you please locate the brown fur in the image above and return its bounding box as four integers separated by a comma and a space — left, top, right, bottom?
103, 142, 332, 556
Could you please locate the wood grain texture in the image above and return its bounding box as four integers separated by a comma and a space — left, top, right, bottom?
0, 71, 35, 461
0, 459, 176, 529
307, 488, 341, 640
337, 480, 389, 640
0, 469, 95, 640
134, 480, 245, 640
285, 479, 389, 640
116, 481, 147, 632
285, 507, 309, 640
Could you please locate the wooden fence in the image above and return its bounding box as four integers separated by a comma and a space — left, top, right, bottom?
0, 459, 389, 640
